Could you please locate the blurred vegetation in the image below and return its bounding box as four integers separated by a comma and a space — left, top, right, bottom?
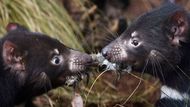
0, 0, 84, 51
1, 0, 190, 107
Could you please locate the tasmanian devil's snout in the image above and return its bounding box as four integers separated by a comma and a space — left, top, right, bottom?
67, 49, 93, 73
102, 38, 128, 63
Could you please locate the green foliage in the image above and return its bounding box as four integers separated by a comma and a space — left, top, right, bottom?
0, 0, 84, 51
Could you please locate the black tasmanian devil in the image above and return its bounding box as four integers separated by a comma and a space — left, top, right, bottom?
0, 23, 93, 107
102, 2, 190, 107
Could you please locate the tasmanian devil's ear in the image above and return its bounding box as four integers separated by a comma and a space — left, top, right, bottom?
166, 10, 189, 45
6, 23, 29, 32
2, 40, 26, 71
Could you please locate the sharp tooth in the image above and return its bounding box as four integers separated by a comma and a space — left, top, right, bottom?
80, 74, 84, 79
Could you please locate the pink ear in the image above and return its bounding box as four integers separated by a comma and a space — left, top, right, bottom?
6, 23, 29, 32
167, 10, 189, 45
6, 23, 19, 32
3, 40, 17, 64
2, 40, 25, 71
172, 11, 187, 24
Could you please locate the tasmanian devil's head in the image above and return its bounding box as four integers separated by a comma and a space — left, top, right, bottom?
1, 23, 93, 90
102, 3, 190, 72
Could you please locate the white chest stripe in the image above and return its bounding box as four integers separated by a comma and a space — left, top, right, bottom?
161, 85, 189, 100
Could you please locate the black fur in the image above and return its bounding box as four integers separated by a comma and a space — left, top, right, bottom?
0, 23, 92, 106
155, 98, 189, 107
102, 3, 190, 107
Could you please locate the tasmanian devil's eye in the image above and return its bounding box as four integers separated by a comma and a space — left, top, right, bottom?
51, 55, 63, 65
131, 39, 139, 46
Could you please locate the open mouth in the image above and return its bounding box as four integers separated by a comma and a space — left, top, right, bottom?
92, 53, 132, 73
65, 58, 93, 86
65, 73, 89, 86
65, 53, 133, 87
118, 62, 132, 73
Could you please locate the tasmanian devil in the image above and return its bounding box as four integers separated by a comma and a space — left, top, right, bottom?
102, 2, 190, 107
0, 23, 93, 107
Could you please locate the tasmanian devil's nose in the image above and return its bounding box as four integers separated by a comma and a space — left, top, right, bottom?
102, 48, 108, 58
86, 56, 93, 64
102, 47, 112, 61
